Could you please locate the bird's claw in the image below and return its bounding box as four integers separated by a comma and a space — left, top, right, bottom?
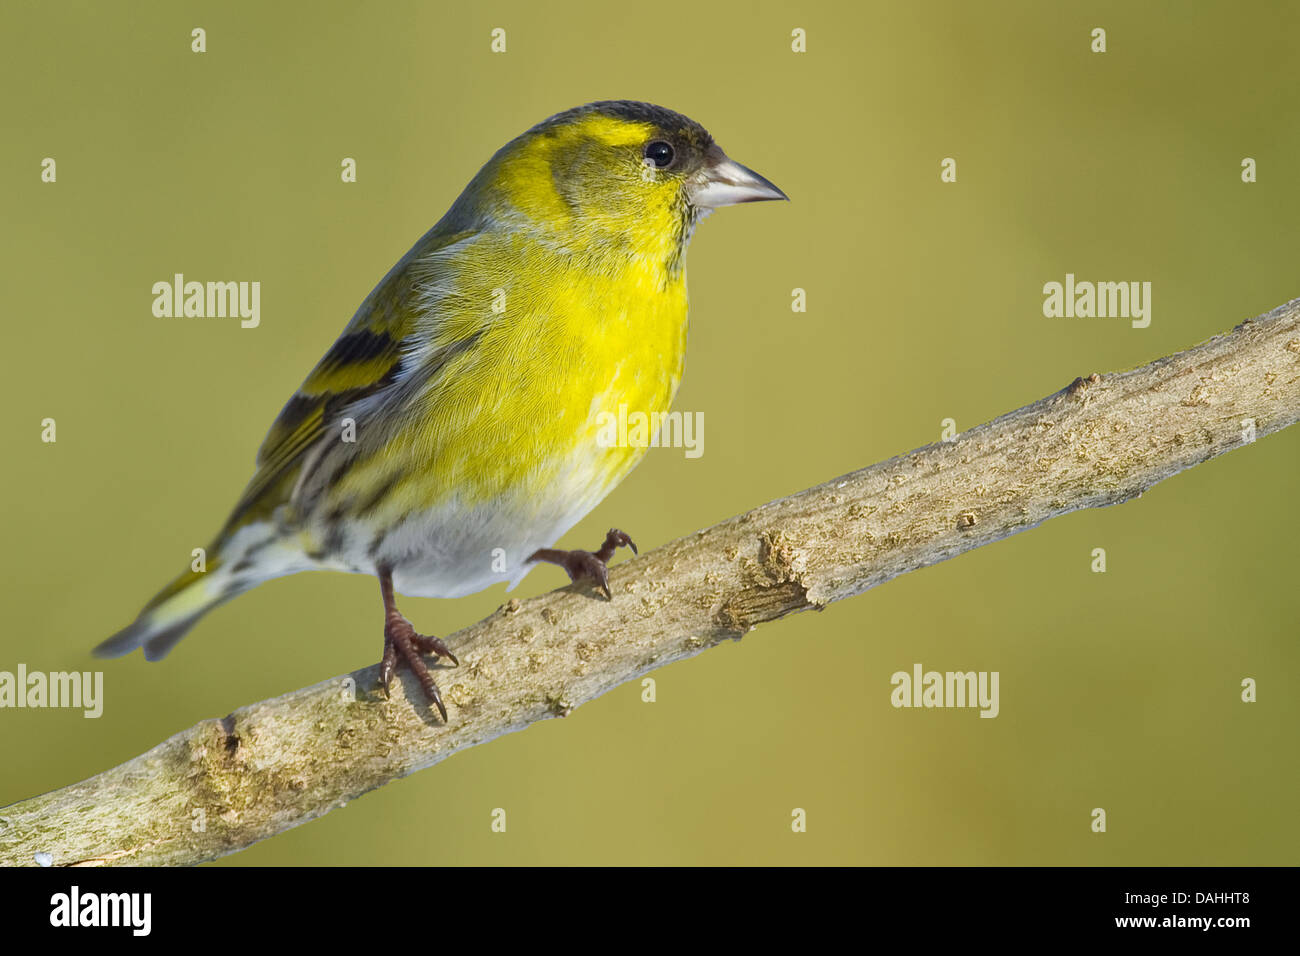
596, 528, 637, 560
529, 527, 637, 600
376, 613, 456, 720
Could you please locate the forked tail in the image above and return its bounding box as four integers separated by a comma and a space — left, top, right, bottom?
93, 557, 244, 661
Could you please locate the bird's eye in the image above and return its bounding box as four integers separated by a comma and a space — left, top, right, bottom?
643, 141, 675, 169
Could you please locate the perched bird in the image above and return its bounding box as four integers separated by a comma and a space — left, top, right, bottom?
96, 101, 787, 718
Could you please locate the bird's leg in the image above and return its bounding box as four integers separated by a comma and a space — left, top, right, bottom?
528, 528, 638, 599
376, 565, 458, 720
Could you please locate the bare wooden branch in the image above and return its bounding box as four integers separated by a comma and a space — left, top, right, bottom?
3, 299, 1298, 867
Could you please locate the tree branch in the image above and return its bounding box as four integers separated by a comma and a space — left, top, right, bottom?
4, 299, 1299, 867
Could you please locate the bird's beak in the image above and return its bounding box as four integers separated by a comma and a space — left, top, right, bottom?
688, 147, 789, 209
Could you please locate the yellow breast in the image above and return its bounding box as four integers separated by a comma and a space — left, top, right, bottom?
336, 230, 689, 524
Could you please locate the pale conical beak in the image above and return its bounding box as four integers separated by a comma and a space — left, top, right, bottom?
688, 150, 789, 209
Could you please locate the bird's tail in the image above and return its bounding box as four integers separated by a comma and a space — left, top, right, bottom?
93, 554, 248, 661
93, 519, 311, 662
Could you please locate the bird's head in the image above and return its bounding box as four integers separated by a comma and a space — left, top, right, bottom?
458, 101, 787, 274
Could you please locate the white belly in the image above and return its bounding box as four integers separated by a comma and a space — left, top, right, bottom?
307, 455, 620, 599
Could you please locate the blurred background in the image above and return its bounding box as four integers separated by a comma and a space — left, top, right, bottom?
2, 0, 1297, 865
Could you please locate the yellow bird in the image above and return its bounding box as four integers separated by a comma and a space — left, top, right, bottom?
96, 101, 787, 718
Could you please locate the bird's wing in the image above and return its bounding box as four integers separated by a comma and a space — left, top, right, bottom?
219, 229, 477, 536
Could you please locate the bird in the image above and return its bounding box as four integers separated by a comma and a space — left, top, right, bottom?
95, 101, 787, 719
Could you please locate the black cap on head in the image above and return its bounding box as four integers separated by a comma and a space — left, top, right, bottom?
532, 100, 714, 151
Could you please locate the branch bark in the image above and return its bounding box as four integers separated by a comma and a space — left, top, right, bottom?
4, 299, 1299, 867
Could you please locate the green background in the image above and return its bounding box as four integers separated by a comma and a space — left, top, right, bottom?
2, 0, 1297, 865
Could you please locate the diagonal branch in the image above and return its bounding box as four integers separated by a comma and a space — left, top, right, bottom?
3, 298, 1298, 867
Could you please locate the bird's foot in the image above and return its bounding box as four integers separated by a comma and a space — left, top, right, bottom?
378, 612, 459, 721
528, 528, 637, 599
